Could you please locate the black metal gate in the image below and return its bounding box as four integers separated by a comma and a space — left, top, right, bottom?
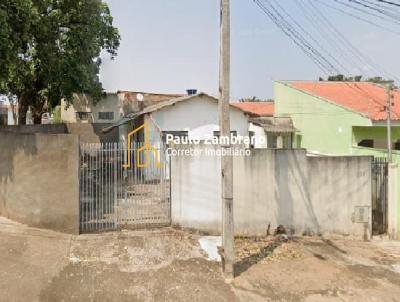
371, 157, 388, 235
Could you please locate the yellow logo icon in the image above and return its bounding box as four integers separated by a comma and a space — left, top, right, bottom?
123, 123, 162, 169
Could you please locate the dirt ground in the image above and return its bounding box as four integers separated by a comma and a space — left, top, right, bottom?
0, 217, 400, 302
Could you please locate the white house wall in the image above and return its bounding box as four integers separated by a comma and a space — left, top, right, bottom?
249, 122, 268, 148
146, 95, 249, 144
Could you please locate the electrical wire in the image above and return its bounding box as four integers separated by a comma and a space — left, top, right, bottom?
261, 0, 341, 73
297, 0, 368, 76
313, 0, 400, 35
309, 0, 400, 83
374, 0, 400, 8
253, 0, 333, 75
270, 0, 351, 74
347, 0, 400, 23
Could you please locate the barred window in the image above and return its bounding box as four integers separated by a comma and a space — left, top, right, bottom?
213, 130, 237, 138
76, 112, 91, 120
98, 112, 114, 120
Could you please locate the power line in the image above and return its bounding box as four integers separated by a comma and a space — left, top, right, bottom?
270, 0, 351, 74
334, 0, 400, 25
313, 0, 400, 35
310, 0, 400, 83
360, 0, 400, 13
348, 0, 400, 22
374, 0, 400, 8
253, 0, 400, 100
297, 0, 368, 76
255, 0, 385, 105
252, 0, 334, 75
308, 0, 400, 83
262, 0, 344, 74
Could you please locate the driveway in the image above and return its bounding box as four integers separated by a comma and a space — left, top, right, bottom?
0, 217, 400, 302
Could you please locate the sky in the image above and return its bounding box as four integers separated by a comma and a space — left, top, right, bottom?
100, 0, 400, 100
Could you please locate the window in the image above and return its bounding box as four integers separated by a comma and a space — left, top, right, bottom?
162, 131, 189, 142
267, 134, 277, 148
267, 133, 293, 149
213, 131, 237, 138
0, 114, 7, 126
395, 140, 400, 150
358, 139, 374, 148
282, 134, 293, 149
249, 131, 255, 148
76, 112, 91, 120
98, 112, 114, 120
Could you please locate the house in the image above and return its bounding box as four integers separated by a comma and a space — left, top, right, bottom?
275, 80, 400, 239
231, 101, 296, 148
61, 91, 183, 124
105, 92, 251, 147
274, 81, 400, 155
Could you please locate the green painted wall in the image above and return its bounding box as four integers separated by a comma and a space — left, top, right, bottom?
274, 81, 371, 154
353, 126, 400, 147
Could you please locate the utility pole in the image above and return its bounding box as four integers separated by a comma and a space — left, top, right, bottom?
386, 83, 393, 163
219, 0, 234, 278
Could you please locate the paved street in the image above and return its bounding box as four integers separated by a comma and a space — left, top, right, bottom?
1, 217, 400, 302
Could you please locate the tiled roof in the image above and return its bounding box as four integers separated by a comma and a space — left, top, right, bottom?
231, 102, 274, 117
250, 117, 296, 133
103, 93, 242, 133
286, 81, 400, 121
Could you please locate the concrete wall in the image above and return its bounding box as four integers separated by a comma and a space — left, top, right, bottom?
0, 123, 119, 143
0, 133, 80, 234
352, 146, 400, 239
388, 164, 399, 239
171, 146, 372, 238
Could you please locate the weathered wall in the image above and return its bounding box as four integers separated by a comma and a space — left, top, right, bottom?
171, 146, 372, 238
65, 123, 119, 143
0, 123, 119, 143
0, 133, 80, 234
61, 93, 121, 123
352, 146, 400, 239
0, 124, 68, 134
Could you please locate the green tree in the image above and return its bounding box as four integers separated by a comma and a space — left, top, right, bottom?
0, 0, 120, 124
239, 96, 273, 102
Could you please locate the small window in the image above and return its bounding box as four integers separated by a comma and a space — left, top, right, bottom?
395, 140, 400, 150
213, 131, 237, 138
98, 112, 114, 120
358, 139, 374, 148
267, 133, 278, 148
76, 112, 90, 120
282, 134, 293, 149
249, 131, 255, 148
0, 114, 7, 126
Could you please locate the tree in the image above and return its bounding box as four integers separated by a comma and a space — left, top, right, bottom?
322, 74, 363, 82
239, 96, 273, 102
0, 0, 120, 124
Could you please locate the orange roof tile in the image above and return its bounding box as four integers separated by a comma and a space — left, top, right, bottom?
231, 102, 274, 117
287, 81, 400, 121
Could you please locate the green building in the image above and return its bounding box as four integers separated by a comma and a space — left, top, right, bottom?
275, 80, 400, 238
